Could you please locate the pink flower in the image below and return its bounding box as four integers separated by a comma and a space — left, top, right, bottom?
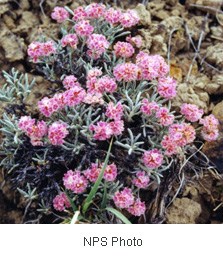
18, 116, 35, 131
127, 199, 146, 216
199, 114, 219, 130
113, 188, 134, 209
51, 7, 69, 23
73, 6, 87, 21
87, 34, 109, 59
201, 129, 219, 141
114, 41, 135, 58
38, 96, 60, 117
61, 34, 78, 49
53, 193, 71, 212
74, 20, 94, 37
120, 10, 139, 28
63, 87, 86, 107
136, 52, 169, 80
103, 163, 118, 182
18, 117, 47, 146
27, 42, 43, 62
140, 99, 159, 116
109, 120, 124, 136
62, 75, 80, 90
87, 68, 102, 80
83, 163, 101, 182
27, 41, 56, 62
161, 135, 179, 156
90, 121, 113, 141
96, 76, 117, 93
63, 170, 88, 194
180, 103, 204, 122
126, 35, 142, 48
155, 107, 174, 126
113, 63, 139, 82
200, 114, 219, 141
106, 102, 123, 120
85, 3, 106, 19
132, 171, 150, 189
83, 92, 104, 105
168, 123, 196, 147
104, 8, 122, 25
142, 149, 163, 169
41, 41, 56, 56
48, 121, 69, 145
157, 76, 177, 99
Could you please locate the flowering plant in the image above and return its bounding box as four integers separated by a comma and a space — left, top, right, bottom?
0, 3, 219, 224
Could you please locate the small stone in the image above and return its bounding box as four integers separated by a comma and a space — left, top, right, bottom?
135, 4, 151, 27
166, 198, 202, 224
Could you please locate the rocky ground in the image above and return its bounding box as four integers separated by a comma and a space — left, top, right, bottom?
0, 0, 223, 223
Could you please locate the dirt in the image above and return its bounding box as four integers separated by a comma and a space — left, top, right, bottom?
0, 0, 223, 224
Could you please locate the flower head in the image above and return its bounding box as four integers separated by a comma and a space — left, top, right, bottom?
113, 63, 139, 82
120, 10, 139, 28
157, 76, 177, 99
74, 20, 94, 37
127, 199, 146, 216
73, 6, 87, 21
85, 3, 106, 19
53, 193, 71, 211
87, 34, 109, 59
51, 7, 69, 23
113, 188, 134, 209
103, 163, 118, 182
155, 107, 174, 126
132, 171, 150, 189
114, 41, 135, 58
62, 75, 80, 90
48, 121, 69, 145
104, 8, 122, 25
140, 99, 159, 116
61, 34, 78, 49
83, 163, 101, 182
63, 170, 88, 194
90, 121, 113, 141
142, 149, 163, 169
126, 35, 142, 48
106, 102, 123, 120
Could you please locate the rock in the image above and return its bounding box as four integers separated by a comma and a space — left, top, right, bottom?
206, 43, 223, 69
166, 198, 202, 224
0, 24, 26, 62
138, 29, 152, 50
205, 74, 223, 95
173, 75, 210, 113
2, 14, 16, 29
170, 63, 183, 82
12, 11, 39, 34
186, 16, 210, 41
135, 4, 151, 27
0, 0, 9, 15
150, 35, 167, 56
154, 10, 169, 20
210, 26, 223, 39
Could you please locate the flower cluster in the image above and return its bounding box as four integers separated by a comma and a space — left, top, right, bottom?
113, 188, 146, 216
48, 122, 69, 145
200, 114, 219, 141
63, 170, 88, 194
27, 41, 56, 62
114, 41, 135, 58
83, 162, 118, 182
180, 103, 204, 122
53, 193, 71, 212
18, 116, 47, 146
132, 171, 150, 189
142, 149, 163, 169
